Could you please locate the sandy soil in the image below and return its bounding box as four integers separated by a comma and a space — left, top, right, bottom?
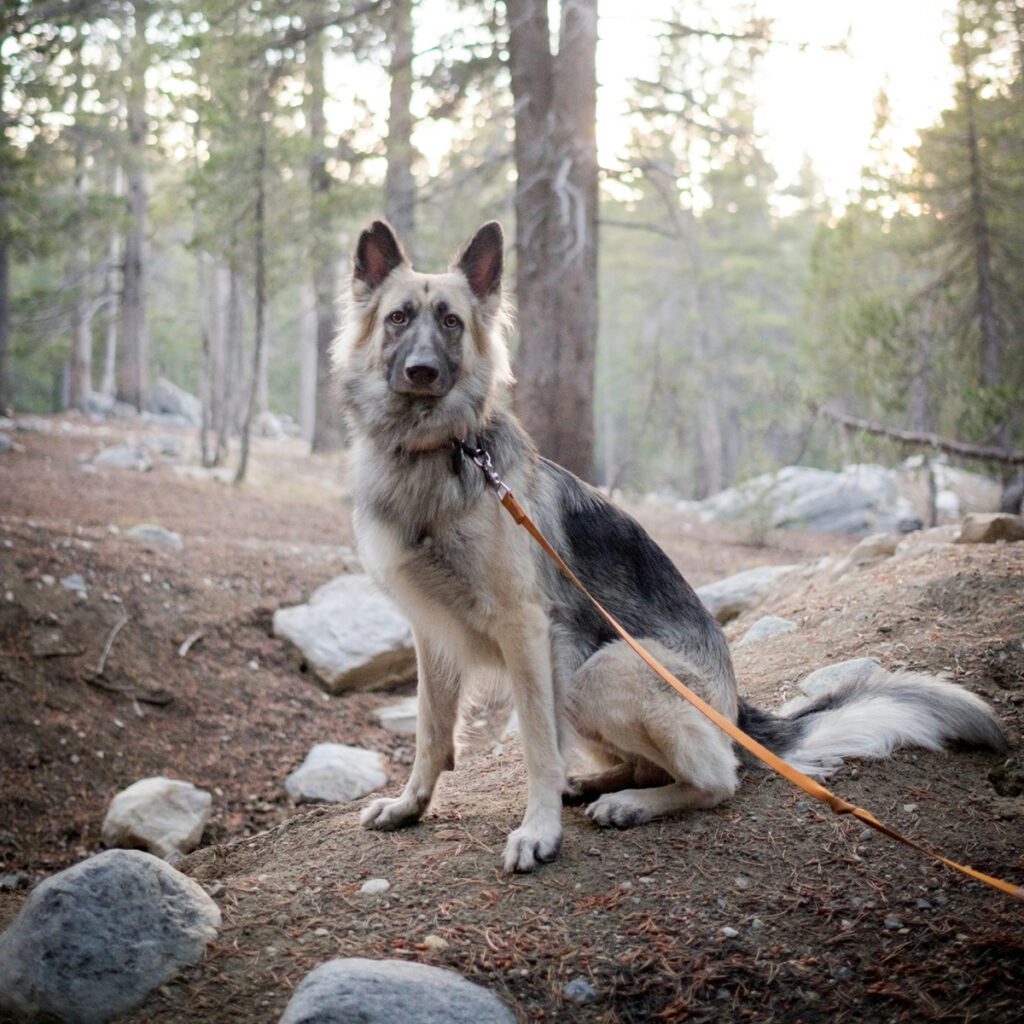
0, 415, 1021, 1024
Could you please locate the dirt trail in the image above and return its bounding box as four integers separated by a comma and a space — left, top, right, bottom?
1, 416, 1021, 1023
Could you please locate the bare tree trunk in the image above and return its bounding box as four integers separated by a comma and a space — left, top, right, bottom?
0, 227, 9, 415
507, 0, 599, 480
118, 1, 149, 411
68, 131, 92, 411
235, 111, 268, 484
307, 29, 344, 453
384, 0, 415, 248
299, 282, 317, 442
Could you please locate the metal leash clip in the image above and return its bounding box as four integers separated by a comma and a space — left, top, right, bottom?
457, 439, 509, 500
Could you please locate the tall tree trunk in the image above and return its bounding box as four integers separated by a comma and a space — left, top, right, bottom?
299, 282, 317, 442
118, 1, 150, 410
68, 130, 92, 410
507, 0, 599, 480
0, 227, 9, 415
385, 0, 415, 248
235, 110, 268, 484
307, 29, 344, 453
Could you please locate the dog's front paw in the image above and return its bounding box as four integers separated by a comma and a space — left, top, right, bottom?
586, 792, 651, 829
503, 821, 562, 873
360, 794, 424, 831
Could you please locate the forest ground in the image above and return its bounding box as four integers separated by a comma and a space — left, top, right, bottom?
0, 415, 1021, 1023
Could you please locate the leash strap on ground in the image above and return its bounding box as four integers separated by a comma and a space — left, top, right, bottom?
482, 471, 1021, 901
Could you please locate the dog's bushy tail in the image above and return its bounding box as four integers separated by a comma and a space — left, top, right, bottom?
739, 670, 1008, 777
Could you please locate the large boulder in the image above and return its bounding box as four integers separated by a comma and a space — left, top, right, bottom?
147, 377, 202, 426
955, 513, 1024, 545
101, 776, 212, 860
285, 743, 388, 803
695, 564, 799, 624
0, 849, 221, 1024
277, 958, 516, 1024
273, 574, 416, 693
92, 443, 153, 472
696, 463, 923, 535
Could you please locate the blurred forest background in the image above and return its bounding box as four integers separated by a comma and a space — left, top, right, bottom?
1, 0, 1022, 494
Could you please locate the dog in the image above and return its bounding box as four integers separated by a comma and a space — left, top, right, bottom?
334, 219, 1008, 873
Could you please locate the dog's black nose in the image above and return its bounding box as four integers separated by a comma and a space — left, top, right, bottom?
405, 362, 440, 387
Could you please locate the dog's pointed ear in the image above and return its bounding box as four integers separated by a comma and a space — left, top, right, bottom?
457, 221, 503, 300
354, 220, 407, 294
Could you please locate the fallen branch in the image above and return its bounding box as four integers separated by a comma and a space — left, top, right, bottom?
178, 631, 204, 658
96, 614, 130, 675
813, 404, 1024, 465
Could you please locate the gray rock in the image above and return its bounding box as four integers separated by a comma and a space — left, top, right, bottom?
738, 616, 796, 646
285, 743, 387, 803
101, 776, 212, 859
60, 573, 88, 595
359, 878, 391, 895
92, 443, 153, 472
696, 564, 799, 624
374, 696, 419, 734
955, 513, 1024, 545
0, 849, 221, 1024
0, 872, 28, 891
125, 523, 184, 551
563, 977, 599, 1005
277, 958, 516, 1024
147, 377, 201, 426
829, 532, 901, 579
273, 574, 416, 693
0, 432, 11, 453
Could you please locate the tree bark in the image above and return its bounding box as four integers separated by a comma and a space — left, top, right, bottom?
68, 129, 92, 410
384, 0, 416, 248
959, 52, 1002, 390
235, 108, 268, 483
0, 227, 9, 415
307, 29, 344, 453
118, 1, 149, 410
507, 0, 599, 480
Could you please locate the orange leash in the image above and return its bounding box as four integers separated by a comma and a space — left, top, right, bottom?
481, 470, 1021, 901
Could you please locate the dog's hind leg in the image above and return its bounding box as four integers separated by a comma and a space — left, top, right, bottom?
568, 639, 739, 828
563, 760, 673, 806
361, 630, 459, 831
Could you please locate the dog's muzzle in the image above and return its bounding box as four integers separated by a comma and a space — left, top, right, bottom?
389, 332, 454, 398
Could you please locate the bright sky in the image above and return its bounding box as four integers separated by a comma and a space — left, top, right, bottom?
597, 0, 957, 201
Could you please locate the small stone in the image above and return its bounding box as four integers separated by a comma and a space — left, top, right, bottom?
248, 659, 259, 671
563, 977, 598, 1005
421, 934, 449, 951
0, 872, 29, 891
313, 928, 330, 938
285, 743, 388, 804
738, 616, 797, 646
902, 803, 918, 813
41, 574, 55, 586
359, 878, 391, 895
883, 917, 902, 930
720, 926, 739, 938
915, 898, 933, 911
832, 965, 855, 982
60, 573, 88, 594
125, 524, 183, 551
734, 875, 751, 890
955, 513, 1024, 545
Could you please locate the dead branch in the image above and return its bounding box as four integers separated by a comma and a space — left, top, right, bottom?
96, 613, 130, 675
813, 404, 1024, 465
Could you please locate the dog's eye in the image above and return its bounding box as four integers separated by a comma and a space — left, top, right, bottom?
388, 310, 407, 326
443, 313, 461, 330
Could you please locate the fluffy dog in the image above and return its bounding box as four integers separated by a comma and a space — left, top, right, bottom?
334, 219, 1007, 873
